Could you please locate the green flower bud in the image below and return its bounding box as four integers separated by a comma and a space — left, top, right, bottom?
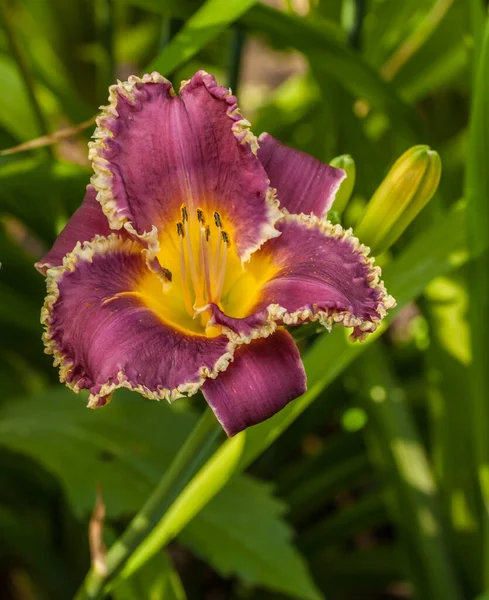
355, 145, 441, 254
329, 154, 356, 216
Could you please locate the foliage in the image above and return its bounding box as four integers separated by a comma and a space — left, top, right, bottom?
0, 0, 486, 599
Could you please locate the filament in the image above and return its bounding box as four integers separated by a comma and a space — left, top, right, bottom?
174, 207, 230, 317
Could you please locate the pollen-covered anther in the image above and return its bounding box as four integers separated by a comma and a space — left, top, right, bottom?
181, 204, 189, 223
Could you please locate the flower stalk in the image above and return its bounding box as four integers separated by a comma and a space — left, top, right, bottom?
74, 407, 220, 600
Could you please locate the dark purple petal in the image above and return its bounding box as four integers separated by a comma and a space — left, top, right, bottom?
42, 235, 232, 407
90, 71, 281, 261
35, 185, 114, 275
209, 214, 395, 342
202, 330, 306, 436
257, 133, 345, 217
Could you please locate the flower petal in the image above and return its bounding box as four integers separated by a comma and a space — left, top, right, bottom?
90, 71, 281, 261
202, 330, 306, 436
209, 213, 395, 342
35, 185, 113, 275
257, 133, 345, 217
42, 234, 233, 407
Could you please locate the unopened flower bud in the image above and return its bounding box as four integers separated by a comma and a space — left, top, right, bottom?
355, 145, 441, 254
329, 154, 356, 216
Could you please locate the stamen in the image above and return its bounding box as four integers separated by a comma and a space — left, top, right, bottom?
215, 237, 228, 302
181, 204, 188, 223
161, 268, 172, 282
183, 218, 201, 305
200, 226, 212, 302
179, 234, 194, 316
174, 207, 231, 317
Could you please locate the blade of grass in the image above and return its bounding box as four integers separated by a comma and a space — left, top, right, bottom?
466, 3, 489, 592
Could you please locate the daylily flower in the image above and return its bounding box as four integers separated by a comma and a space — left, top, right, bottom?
37, 71, 395, 436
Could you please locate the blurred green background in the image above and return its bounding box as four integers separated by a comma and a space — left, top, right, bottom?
0, 0, 488, 599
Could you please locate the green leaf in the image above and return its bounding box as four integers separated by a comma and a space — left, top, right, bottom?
424, 275, 481, 590
0, 389, 318, 598
466, 4, 489, 591
146, 0, 256, 75
112, 551, 186, 600
0, 54, 39, 141
0, 388, 196, 518
179, 477, 321, 600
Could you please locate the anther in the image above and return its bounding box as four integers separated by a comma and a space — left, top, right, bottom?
181, 204, 188, 222
176, 222, 184, 237
214, 211, 222, 228
205, 225, 211, 242
197, 208, 204, 224
221, 231, 230, 245
161, 268, 172, 282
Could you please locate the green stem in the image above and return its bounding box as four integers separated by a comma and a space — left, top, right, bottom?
94, 0, 115, 103
228, 26, 245, 94
74, 408, 220, 600
0, 0, 52, 150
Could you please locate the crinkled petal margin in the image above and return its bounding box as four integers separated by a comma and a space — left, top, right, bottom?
41, 234, 237, 408
207, 212, 396, 345
88, 70, 282, 263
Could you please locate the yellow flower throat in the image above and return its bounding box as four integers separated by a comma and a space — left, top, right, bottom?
134, 204, 278, 338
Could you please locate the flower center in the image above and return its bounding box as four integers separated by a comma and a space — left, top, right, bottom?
175, 204, 231, 318
131, 205, 279, 338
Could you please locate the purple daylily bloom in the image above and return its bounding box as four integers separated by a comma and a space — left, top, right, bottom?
37, 71, 395, 437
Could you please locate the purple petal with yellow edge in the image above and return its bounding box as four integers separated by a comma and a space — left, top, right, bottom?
89, 71, 281, 262
202, 329, 306, 437
35, 185, 114, 275
208, 213, 395, 342
257, 133, 345, 217
42, 234, 233, 407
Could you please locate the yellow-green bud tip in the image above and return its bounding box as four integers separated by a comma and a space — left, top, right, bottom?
354, 145, 441, 254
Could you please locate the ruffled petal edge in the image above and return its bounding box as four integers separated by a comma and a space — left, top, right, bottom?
207, 212, 396, 345
41, 233, 235, 407
88, 71, 283, 263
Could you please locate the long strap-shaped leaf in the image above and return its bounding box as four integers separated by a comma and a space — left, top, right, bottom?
466, 1, 489, 591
